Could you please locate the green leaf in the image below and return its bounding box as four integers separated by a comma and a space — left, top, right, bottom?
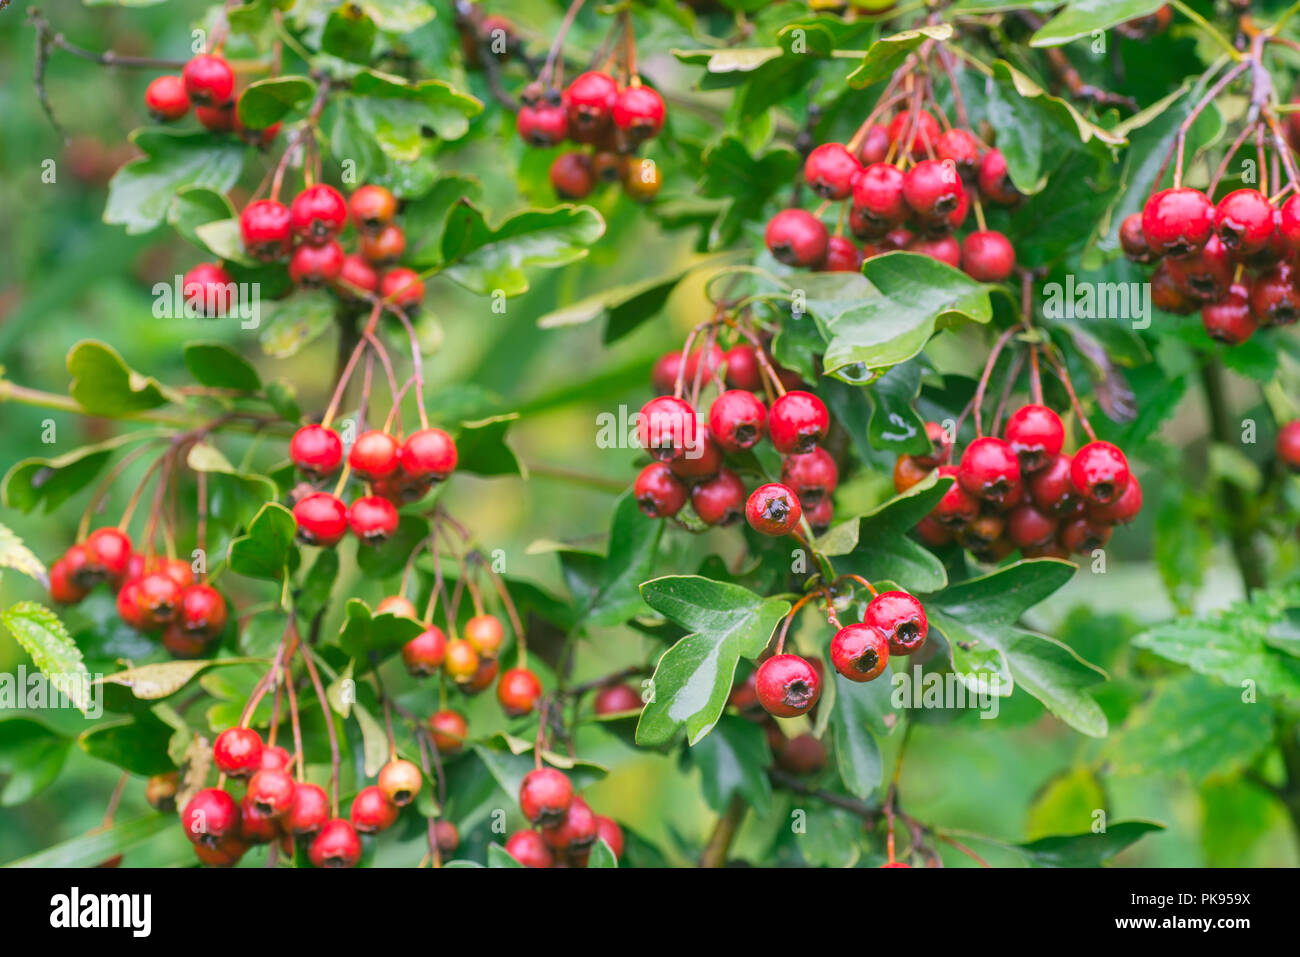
0, 523, 47, 585
104, 129, 244, 234
403, 175, 480, 267
358, 0, 436, 32
1031, 0, 1167, 46
587, 838, 619, 868
356, 514, 429, 579
1, 602, 91, 714
867, 360, 930, 454
1015, 821, 1164, 867
192, 217, 253, 265
579, 492, 664, 628
697, 137, 801, 248
688, 715, 772, 812
7, 814, 173, 868
0, 717, 70, 806
183, 341, 261, 392
636, 576, 791, 746
167, 186, 236, 248
98, 659, 250, 699
259, 289, 338, 358
353, 700, 389, 777
67, 340, 174, 416
823, 253, 993, 380
237, 76, 315, 129
440, 202, 606, 297
455, 415, 523, 477
78, 709, 177, 776
322, 5, 378, 63
847, 24, 953, 88
488, 843, 524, 868
349, 69, 482, 152
3, 431, 164, 515
829, 672, 885, 798
227, 502, 298, 581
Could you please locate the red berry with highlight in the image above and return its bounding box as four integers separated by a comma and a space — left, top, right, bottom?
863, 590, 928, 655
745, 482, 803, 536
957, 436, 1022, 506
309, 819, 362, 868
830, 623, 890, 681
293, 491, 348, 547
182, 54, 234, 107
634, 462, 688, 518
765, 209, 829, 267
690, 468, 746, 526
1070, 441, 1130, 506
289, 184, 348, 244
145, 75, 190, 121
804, 143, 861, 200
754, 654, 821, 718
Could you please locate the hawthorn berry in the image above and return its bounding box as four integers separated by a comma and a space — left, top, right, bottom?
565, 71, 618, 132
906, 232, 961, 269
402, 626, 447, 677
429, 709, 468, 752
821, 235, 864, 273
961, 231, 1016, 282
1005, 503, 1059, 549
290, 424, 343, 476
893, 454, 929, 492
858, 124, 890, 164
1088, 474, 1144, 524
134, 571, 183, 628
780, 447, 838, 506
289, 184, 348, 244
434, 820, 460, 855
1061, 517, 1112, 553
593, 684, 643, 716
349, 184, 398, 233
1214, 188, 1275, 255
286, 783, 332, 836
177, 583, 227, 637
464, 614, 504, 658
359, 223, 407, 265
145, 75, 190, 121
49, 558, 88, 605
380, 267, 426, 307
1164, 234, 1231, 301
293, 492, 349, 547
260, 745, 292, 772
830, 623, 890, 681
1279, 194, 1300, 251
182, 262, 232, 318
612, 84, 666, 142
348, 430, 400, 479
239, 796, 280, 845
957, 436, 1022, 506
652, 351, 683, 394
550, 152, 595, 200
804, 143, 862, 200
467, 658, 501, 695
195, 102, 235, 132
348, 496, 400, 544
519, 767, 573, 827
637, 395, 699, 461
182, 54, 235, 107
1119, 212, 1154, 263
768, 390, 829, 454
977, 149, 1020, 205
248, 767, 296, 817
754, 654, 821, 718
936, 128, 981, 180
1141, 187, 1214, 257
775, 733, 828, 776
634, 462, 688, 518
376, 595, 418, 618
690, 468, 746, 526
709, 389, 768, 452
1250, 263, 1300, 326
309, 819, 362, 868
1003, 405, 1064, 473
505, 830, 554, 868
887, 110, 939, 159
239, 200, 292, 261
288, 240, 345, 286
902, 158, 964, 220
960, 514, 1005, 551
723, 345, 764, 392
498, 666, 542, 717
594, 816, 625, 859
909, 422, 951, 470
182, 787, 240, 847
85, 527, 132, 581
213, 727, 264, 777
765, 209, 829, 267
542, 796, 598, 854
1027, 454, 1083, 516
1070, 441, 1130, 506
1151, 261, 1198, 314
669, 428, 723, 480
516, 103, 569, 147
745, 482, 803, 536
351, 785, 400, 833
932, 464, 980, 527
852, 163, 908, 232
1278, 421, 1300, 470
864, 590, 928, 655
1199, 283, 1255, 345
399, 428, 457, 482
337, 254, 380, 298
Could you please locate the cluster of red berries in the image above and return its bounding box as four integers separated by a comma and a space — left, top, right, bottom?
765, 111, 1020, 279
517, 71, 667, 203
634, 343, 836, 536
144, 52, 280, 144
895, 406, 1142, 561
504, 767, 624, 867
289, 423, 456, 548
731, 668, 830, 774
1122, 185, 1300, 344
48, 528, 228, 659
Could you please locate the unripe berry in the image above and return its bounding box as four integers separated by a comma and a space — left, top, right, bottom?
830, 623, 890, 681
754, 654, 821, 718
464, 614, 504, 658
498, 667, 542, 717
348, 184, 398, 233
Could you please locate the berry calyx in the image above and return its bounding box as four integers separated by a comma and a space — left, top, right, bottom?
402, 626, 447, 677
519, 767, 573, 827
754, 654, 821, 718
634, 462, 688, 518
290, 424, 344, 476
145, 75, 190, 121
247, 767, 296, 817
213, 727, 264, 777
293, 492, 349, 547
745, 482, 803, 536
309, 819, 362, 868
863, 590, 928, 655
765, 209, 829, 267
1070, 441, 1131, 505
768, 390, 829, 454
830, 623, 890, 681
708, 389, 768, 452
957, 436, 1022, 506
498, 667, 542, 717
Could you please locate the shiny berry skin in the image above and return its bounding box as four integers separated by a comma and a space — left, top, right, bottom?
1088, 474, 1143, 524
402, 626, 447, 677
1214, 188, 1275, 255
396, 428, 456, 483
902, 159, 964, 220
516, 103, 569, 147
1119, 212, 1154, 263
863, 590, 928, 656
1165, 234, 1231, 302
1141, 187, 1214, 257
708, 389, 767, 453
977, 149, 1020, 205
894, 455, 928, 492
380, 267, 425, 308
565, 71, 618, 132
852, 163, 908, 232
858, 124, 890, 164
669, 428, 722, 481
182, 787, 239, 847
178, 583, 227, 637
594, 815, 625, 858
359, 223, 406, 265
195, 103, 235, 132
145, 75, 190, 121
1151, 261, 1198, 314
1003, 405, 1064, 473
1061, 517, 1112, 553
348, 496, 399, 544
1201, 284, 1257, 345
285, 782, 331, 836
85, 527, 133, 581
288, 240, 344, 286
780, 447, 838, 506
1279, 194, 1300, 251
936, 128, 981, 180
519, 767, 573, 827
637, 395, 699, 462
593, 684, 643, 716
459, 615, 502, 660
821, 235, 864, 273
908, 233, 962, 269
337, 254, 380, 298
248, 767, 296, 817
239, 795, 280, 844
652, 351, 683, 394
1279, 421, 1300, 470
181, 263, 232, 318
260, 745, 291, 772
542, 796, 598, 853
804, 143, 861, 200
443, 640, 479, 685
765, 209, 829, 267
745, 482, 803, 536
1027, 454, 1083, 516
887, 110, 939, 159
961, 231, 1016, 282
309, 818, 362, 868
612, 84, 666, 142
690, 468, 746, 526
754, 654, 821, 718
915, 421, 953, 468
290, 424, 344, 477
376, 595, 418, 619
114, 578, 145, 627
550, 152, 595, 199
213, 727, 264, 777
293, 492, 349, 547
428, 709, 468, 752
348, 430, 400, 479
505, 829, 554, 868
351, 785, 399, 833
957, 437, 1022, 506
1005, 503, 1059, 549
830, 623, 890, 681
349, 184, 398, 233
49, 559, 88, 605
768, 390, 829, 454
723, 345, 764, 392
289, 184, 348, 244
498, 667, 542, 717
239, 200, 292, 261
182, 55, 235, 107
1250, 263, 1300, 326
135, 571, 182, 628
1070, 441, 1130, 506
932, 464, 980, 527
634, 462, 688, 519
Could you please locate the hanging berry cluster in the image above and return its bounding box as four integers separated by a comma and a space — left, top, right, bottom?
145, 51, 281, 145
504, 766, 624, 867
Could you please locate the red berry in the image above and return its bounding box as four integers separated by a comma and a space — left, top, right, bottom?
857, 124, 890, 165
594, 815, 624, 858
887, 110, 939, 159
652, 351, 683, 394
213, 727, 264, 777
288, 240, 344, 286
830, 623, 890, 681
505, 829, 554, 868
914, 421, 953, 468
85, 527, 132, 581
754, 654, 821, 718
807, 496, 834, 533
399, 428, 457, 482
135, 571, 182, 628
957, 436, 1022, 506
821, 235, 864, 273
337, 254, 380, 298
348, 496, 399, 544
902, 158, 964, 220
293, 491, 348, 547
1003, 405, 1064, 473
1005, 503, 1059, 549
745, 482, 803, 536
690, 468, 746, 526
309, 818, 362, 868
290, 424, 343, 476
936, 128, 981, 180
519, 767, 573, 827
765, 209, 829, 267
1141, 187, 1214, 257
239, 200, 292, 261
49, 558, 88, 605
1201, 283, 1257, 345
542, 795, 598, 854
348, 184, 398, 233
1061, 517, 1112, 553
260, 745, 292, 772
379, 267, 425, 308
239, 795, 280, 845
768, 390, 829, 454
977, 149, 1020, 205
1119, 212, 1154, 263
402, 626, 447, 676
593, 684, 643, 716
1214, 188, 1275, 255
348, 430, 400, 480
464, 615, 504, 659
182, 787, 239, 847
612, 84, 666, 142
634, 462, 688, 518
1250, 263, 1300, 326
248, 767, 296, 817
1151, 261, 1198, 314
907, 233, 962, 269
145, 75, 190, 121
178, 583, 227, 638
429, 709, 468, 752
565, 71, 618, 132
1278, 194, 1300, 251
359, 223, 406, 265
669, 428, 723, 481
637, 395, 699, 462
932, 464, 980, 527
723, 345, 764, 391
804, 143, 862, 200
1164, 234, 1231, 302
1027, 454, 1083, 516
195, 102, 235, 132
351, 785, 399, 833
378, 759, 422, 807
284, 782, 331, 836
780, 447, 838, 506
1088, 474, 1143, 524
498, 667, 542, 717
182, 54, 235, 107
182, 262, 232, 318
550, 152, 596, 199
434, 820, 459, 855
852, 163, 908, 233
708, 389, 767, 452
289, 184, 348, 244
516, 104, 569, 147
1070, 441, 1130, 506
863, 590, 928, 655
961, 230, 1016, 282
